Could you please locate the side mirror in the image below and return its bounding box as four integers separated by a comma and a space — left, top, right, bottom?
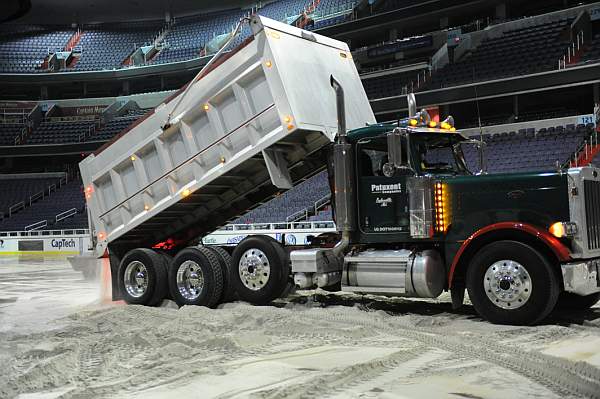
386, 128, 415, 176
460, 139, 487, 175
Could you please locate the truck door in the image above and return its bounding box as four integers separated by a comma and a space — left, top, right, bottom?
356, 137, 410, 234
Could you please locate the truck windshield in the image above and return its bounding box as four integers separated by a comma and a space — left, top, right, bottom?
415, 135, 470, 176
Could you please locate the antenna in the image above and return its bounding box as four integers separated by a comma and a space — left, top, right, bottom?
473, 66, 486, 174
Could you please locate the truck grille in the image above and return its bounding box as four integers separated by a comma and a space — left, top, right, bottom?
585, 180, 600, 250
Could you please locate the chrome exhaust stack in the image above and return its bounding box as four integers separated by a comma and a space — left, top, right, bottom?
330, 75, 356, 257
407, 93, 417, 118
289, 76, 356, 288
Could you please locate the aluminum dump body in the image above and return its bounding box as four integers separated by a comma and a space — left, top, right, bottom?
80, 15, 375, 256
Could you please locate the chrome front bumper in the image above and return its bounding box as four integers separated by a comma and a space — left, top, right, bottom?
561, 258, 600, 296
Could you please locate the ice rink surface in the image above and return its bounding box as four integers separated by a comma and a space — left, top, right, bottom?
1, 256, 600, 399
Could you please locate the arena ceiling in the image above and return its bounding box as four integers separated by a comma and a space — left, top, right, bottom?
7, 0, 259, 24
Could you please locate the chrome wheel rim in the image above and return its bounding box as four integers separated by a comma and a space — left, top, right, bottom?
124, 261, 148, 298
177, 260, 204, 300
239, 248, 270, 291
484, 260, 532, 310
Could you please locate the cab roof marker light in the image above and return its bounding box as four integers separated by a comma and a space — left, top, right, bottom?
441, 116, 455, 129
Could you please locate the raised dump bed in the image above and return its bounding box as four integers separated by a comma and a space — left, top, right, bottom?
80, 15, 375, 256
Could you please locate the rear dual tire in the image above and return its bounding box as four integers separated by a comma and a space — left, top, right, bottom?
168, 247, 224, 308
118, 248, 168, 306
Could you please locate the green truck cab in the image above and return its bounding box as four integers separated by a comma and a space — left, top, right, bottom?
233, 89, 600, 326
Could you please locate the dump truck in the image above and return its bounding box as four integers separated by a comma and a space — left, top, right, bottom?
80, 15, 600, 325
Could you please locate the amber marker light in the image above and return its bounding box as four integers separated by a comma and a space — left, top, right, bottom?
549, 222, 566, 238
265, 60, 272, 68
144, 204, 150, 211
434, 182, 448, 233
98, 232, 105, 240
203, 104, 210, 111
130, 155, 136, 161
409, 119, 418, 127
429, 121, 437, 128
182, 188, 191, 198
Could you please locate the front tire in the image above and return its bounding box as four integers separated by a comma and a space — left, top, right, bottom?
555, 292, 600, 311
466, 240, 559, 325
231, 235, 289, 305
118, 248, 168, 306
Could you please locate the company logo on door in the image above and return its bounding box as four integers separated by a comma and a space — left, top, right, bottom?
51, 238, 76, 250
371, 183, 402, 194
376, 197, 393, 207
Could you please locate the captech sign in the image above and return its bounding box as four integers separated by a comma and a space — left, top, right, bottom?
51, 238, 77, 250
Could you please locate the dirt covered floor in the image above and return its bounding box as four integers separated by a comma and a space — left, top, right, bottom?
1, 255, 600, 399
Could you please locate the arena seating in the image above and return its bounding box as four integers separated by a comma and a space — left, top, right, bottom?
427, 123, 593, 174
308, 0, 356, 29
308, 207, 333, 221
28, 120, 96, 144
0, 123, 26, 145
151, 10, 246, 65
0, 180, 86, 231
0, 26, 74, 73
0, 176, 61, 218
580, 34, 600, 65
429, 19, 571, 89
74, 21, 163, 71
152, 0, 312, 66
233, 171, 330, 224
0, 0, 359, 72
92, 112, 147, 141
361, 69, 426, 98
